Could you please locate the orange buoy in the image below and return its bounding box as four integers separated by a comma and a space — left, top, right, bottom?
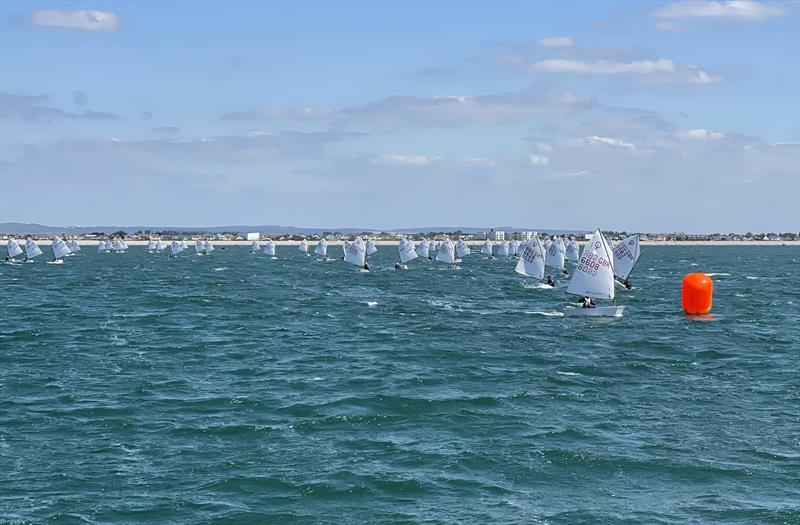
682, 273, 714, 315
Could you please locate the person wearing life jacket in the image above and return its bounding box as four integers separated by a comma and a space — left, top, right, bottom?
622, 279, 632, 289
363, 262, 370, 271
579, 296, 595, 308
395, 262, 401, 270
546, 275, 555, 287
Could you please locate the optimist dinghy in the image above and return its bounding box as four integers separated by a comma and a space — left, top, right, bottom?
565, 229, 624, 317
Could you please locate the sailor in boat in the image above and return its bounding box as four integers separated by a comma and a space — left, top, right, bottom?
363, 262, 370, 271
546, 275, 555, 287
395, 262, 401, 270
621, 278, 632, 289
579, 296, 596, 308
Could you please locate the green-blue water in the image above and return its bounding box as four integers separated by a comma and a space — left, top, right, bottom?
1, 246, 798, 524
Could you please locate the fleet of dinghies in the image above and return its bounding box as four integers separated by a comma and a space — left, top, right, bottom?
4, 230, 637, 317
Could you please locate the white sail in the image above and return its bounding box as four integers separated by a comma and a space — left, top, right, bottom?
147, 240, 157, 251
344, 237, 366, 266
205, 240, 215, 253
416, 239, 430, 258
314, 238, 328, 256
298, 239, 309, 253
567, 229, 615, 300
195, 240, 206, 254
68, 239, 81, 252
263, 240, 276, 256
180, 240, 188, 250
545, 238, 566, 270
398, 238, 418, 263
613, 234, 641, 280
52, 236, 72, 259
156, 239, 166, 251
112, 238, 125, 252
480, 239, 493, 255
366, 239, 378, 255
509, 240, 519, 256
251, 240, 261, 252
515, 237, 545, 278
6, 238, 23, 258
496, 241, 509, 257
455, 239, 470, 258
121, 239, 129, 250
170, 240, 182, 255
25, 237, 43, 259
565, 240, 580, 262
436, 238, 455, 264
544, 239, 552, 250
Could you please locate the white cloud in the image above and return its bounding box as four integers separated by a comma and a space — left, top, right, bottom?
585, 136, 638, 150
370, 154, 444, 166
222, 88, 596, 126
537, 36, 574, 48
530, 58, 722, 84
536, 142, 553, 153
31, 10, 121, 31
678, 128, 727, 139
528, 154, 550, 165
653, 1, 784, 20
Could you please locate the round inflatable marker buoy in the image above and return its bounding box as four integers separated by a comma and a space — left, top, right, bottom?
682, 273, 713, 315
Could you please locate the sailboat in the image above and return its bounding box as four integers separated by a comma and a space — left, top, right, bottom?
514, 237, 547, 285
170, 240, 184, 256
205, 239, 215, 254
565, 229, 624, 317
416, 239, 430, 259
5, 238, 23, 263
250, 239, 261, 253
68, 237, 81, 254
24, 236, 43, 262
545, 237, 567, 277
111, 237, 126, 253
366, 239, 378, 256
298, 238, 310, 255
509, 240, 520, 258
496, 241, 510, 257
49, 235, 72, 263
344, 236, 367, 270
613, 234, 641, 288
481, 239, 494, 259
455, 238, 470, 262
436, 237, 456, 267
180, 239, 188, 251
565, 238, 580, 263
195, 239, 208, 255
155, 239, 166, 252
315, 238, 329, 260
147, 239, 157, 252
263, 239, 277, 258
397, 238, 418, 269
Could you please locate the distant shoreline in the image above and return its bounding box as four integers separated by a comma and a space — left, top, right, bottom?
21, 240, 800, 247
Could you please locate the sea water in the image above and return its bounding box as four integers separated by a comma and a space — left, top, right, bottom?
1, 246, 798, 524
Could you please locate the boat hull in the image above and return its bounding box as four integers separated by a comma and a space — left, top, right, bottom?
565, 306, 625, 317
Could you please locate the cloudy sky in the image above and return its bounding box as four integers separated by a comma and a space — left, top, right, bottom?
1, 1, 798, 232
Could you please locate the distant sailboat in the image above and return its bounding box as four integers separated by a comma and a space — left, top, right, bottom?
436, 238, 456, 266
250, 240, 261, 253
344, 237, 367, 270
180, 240, 188, 251
397, 238, 418, 269
111, 237, 126, 253
613, 234, 641, 288
5, 238, 23, 262
147, 239, 157, 252
24, 237, 43, 262
68, 238, 81, 253
515, 237, 546, 283
366, 239, 378, 256
205, 240, 215, 254
155, 239, 166, 252
195, 240, 207, 255
509, 240, 520, 258
50, 235, 71, 263
170, 240, 183, 256
416, 239, 430, 259
455, 238, 470, 259
481, 239, 494, 259
263, 239, 277, 258
565, 239, 580, 263
565, 229, 623, 317
298, 238, 310, 255
315, 238, 329, 259
545, 237, 567, 276
496, 241, 510, 257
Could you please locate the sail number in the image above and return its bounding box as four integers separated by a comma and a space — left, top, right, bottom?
578, 252, 610, 277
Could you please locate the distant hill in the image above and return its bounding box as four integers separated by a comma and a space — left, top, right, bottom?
0, 222, 586, 236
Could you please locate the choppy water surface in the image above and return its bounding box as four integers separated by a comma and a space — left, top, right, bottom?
1, 246, 798, 524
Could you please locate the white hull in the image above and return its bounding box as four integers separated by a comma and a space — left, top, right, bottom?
565, 306, 625, 317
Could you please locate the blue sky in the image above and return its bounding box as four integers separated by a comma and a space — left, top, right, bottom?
1, 0, 798, 232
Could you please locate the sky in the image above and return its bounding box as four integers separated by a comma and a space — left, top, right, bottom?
1, 0, 798, 233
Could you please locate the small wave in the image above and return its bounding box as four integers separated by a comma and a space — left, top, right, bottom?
706, 273, 731, 276
214, 267, 228, 271
745, 276, 759, 280
366, 301, 378, 307
524, 311, 564, 317
557, 371, 583, 376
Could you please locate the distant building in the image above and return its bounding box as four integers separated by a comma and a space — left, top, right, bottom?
493, 230, 505, 241
520, 231, 535, 241
246, 232, 260, 241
